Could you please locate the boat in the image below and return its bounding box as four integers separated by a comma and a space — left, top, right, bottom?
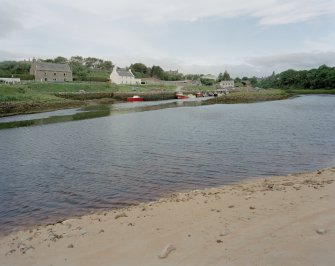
176, 92, 188, 99
195, 92, 203, 97
127, 95, 144, 102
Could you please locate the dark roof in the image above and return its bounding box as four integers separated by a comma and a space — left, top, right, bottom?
35, 62, 71, 72
116, 68, 134, 77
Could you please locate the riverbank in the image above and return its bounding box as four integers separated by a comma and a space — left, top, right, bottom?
203, 89, 290, 104
0, 83, 179, 116
1, 167, 334, 265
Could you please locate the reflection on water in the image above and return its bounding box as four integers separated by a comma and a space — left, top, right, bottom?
0, 99, 205, 130
0, 95, 334, 235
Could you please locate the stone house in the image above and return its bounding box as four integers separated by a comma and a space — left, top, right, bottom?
30, 61, 73, 82
110, 67, 141, 85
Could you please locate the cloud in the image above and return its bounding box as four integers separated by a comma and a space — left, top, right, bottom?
0, 2, 24, 38
7, 0, 335, 27
245, 51, 335, 70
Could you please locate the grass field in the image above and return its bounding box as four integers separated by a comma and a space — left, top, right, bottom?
203, 89, 290, 104
1, 82, 333, 116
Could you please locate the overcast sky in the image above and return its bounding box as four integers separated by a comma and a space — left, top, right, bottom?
1, 0, 335, 77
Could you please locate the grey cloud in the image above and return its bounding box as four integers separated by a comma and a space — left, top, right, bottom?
178, 51, 335, 77
0, 5, 23, 38
245, 52, 335, 70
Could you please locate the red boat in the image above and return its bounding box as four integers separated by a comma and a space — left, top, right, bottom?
127, 95, 144, 102
176, 92, 188, 99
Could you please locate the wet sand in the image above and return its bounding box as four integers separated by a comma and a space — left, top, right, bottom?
1, 167, 334, 266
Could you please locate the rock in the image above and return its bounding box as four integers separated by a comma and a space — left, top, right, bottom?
21, 245, 35, 254
216, 239, 223, 243
219, 231, 229, 237
228, 205, 234, 208
158, 244, 176, 259
282, 182, 294, 186
316, 228, 327, 235
80, 229, 87, 236
128, 223, 134, 226
115, 213, 128, 219
67, 244, 74, 248
293, 185, 302, 190
249, 206, 256, 210
5, 249, 16, 256
99, 229, 105, 234
49, 232, 63, 242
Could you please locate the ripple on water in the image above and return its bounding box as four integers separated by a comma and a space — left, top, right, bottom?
0, 95, 335, 235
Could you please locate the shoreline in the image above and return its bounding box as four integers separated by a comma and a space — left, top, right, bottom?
1, 167, 334, 265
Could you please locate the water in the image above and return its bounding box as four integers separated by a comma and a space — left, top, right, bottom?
0, 95, 335, 235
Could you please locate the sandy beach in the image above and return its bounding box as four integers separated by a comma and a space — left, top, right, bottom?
1, 167, 334, 266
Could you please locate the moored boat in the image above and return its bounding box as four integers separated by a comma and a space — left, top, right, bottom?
176, 92, 188, 99
127, 95, 144, 102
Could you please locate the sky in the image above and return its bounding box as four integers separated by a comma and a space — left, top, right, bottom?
1, 0, 335, 77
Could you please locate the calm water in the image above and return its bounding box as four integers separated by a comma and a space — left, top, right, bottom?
0, 95, 335, 234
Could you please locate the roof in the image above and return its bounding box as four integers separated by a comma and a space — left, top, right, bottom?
116, 68, 134, 77
35, 62, 71, 72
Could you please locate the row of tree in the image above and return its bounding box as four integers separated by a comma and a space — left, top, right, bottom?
0, 61, 32, 79
1, 57, 334, 89
258, 65, 335, 90
43, 56, 113, 81
129, 63, 184, 81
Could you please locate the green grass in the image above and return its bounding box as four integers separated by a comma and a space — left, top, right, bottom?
203, 89, 290, 104
0, 82, 179, 115
286, 89, 335, 95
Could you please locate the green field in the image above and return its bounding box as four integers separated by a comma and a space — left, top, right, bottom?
0, 82, 180, 116
203, 89, 290, 104
1, 82, 334, 117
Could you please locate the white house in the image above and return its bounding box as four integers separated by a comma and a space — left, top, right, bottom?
110, 67, 141, 85
220, 80, 235, 89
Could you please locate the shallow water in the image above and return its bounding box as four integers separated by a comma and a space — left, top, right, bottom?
0, 95, 334, 234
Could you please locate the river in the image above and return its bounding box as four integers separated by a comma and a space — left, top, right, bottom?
0, 95, 334, 234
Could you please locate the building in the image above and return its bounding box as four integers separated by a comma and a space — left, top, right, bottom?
0, 77, 21, 84
30, 61, 73, 82
141, 77, 162, 85
220, 80, 235, 89
110, 67, 141, 85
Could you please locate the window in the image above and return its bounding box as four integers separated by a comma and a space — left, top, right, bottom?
64, 73, 66, 76
44, 78, 47, 81
54, 73, 56, 75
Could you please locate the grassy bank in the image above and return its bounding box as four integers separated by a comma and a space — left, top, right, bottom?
286, 89, 335, 95
203, 89, 290, 104
0, 82, 179, 116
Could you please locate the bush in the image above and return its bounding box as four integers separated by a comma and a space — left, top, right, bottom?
73, 76, 109, 82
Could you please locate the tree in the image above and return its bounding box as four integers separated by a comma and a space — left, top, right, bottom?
150, 65, 164, 79
54, 56, 68, 64
70, 56, 84, 65
130, 63, 149, 78
222, 70, 231, 80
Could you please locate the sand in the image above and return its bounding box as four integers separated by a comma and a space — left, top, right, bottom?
1, 167, 335, 266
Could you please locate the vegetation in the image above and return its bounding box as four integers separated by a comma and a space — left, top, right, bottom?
200, 77, 215, 86
45, 56, 113, 82
0, 61, 34, 80
217, 70, 231, 82
203, 89, 290, 105
257, 65, 335, 90
129, 63, 184, 81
